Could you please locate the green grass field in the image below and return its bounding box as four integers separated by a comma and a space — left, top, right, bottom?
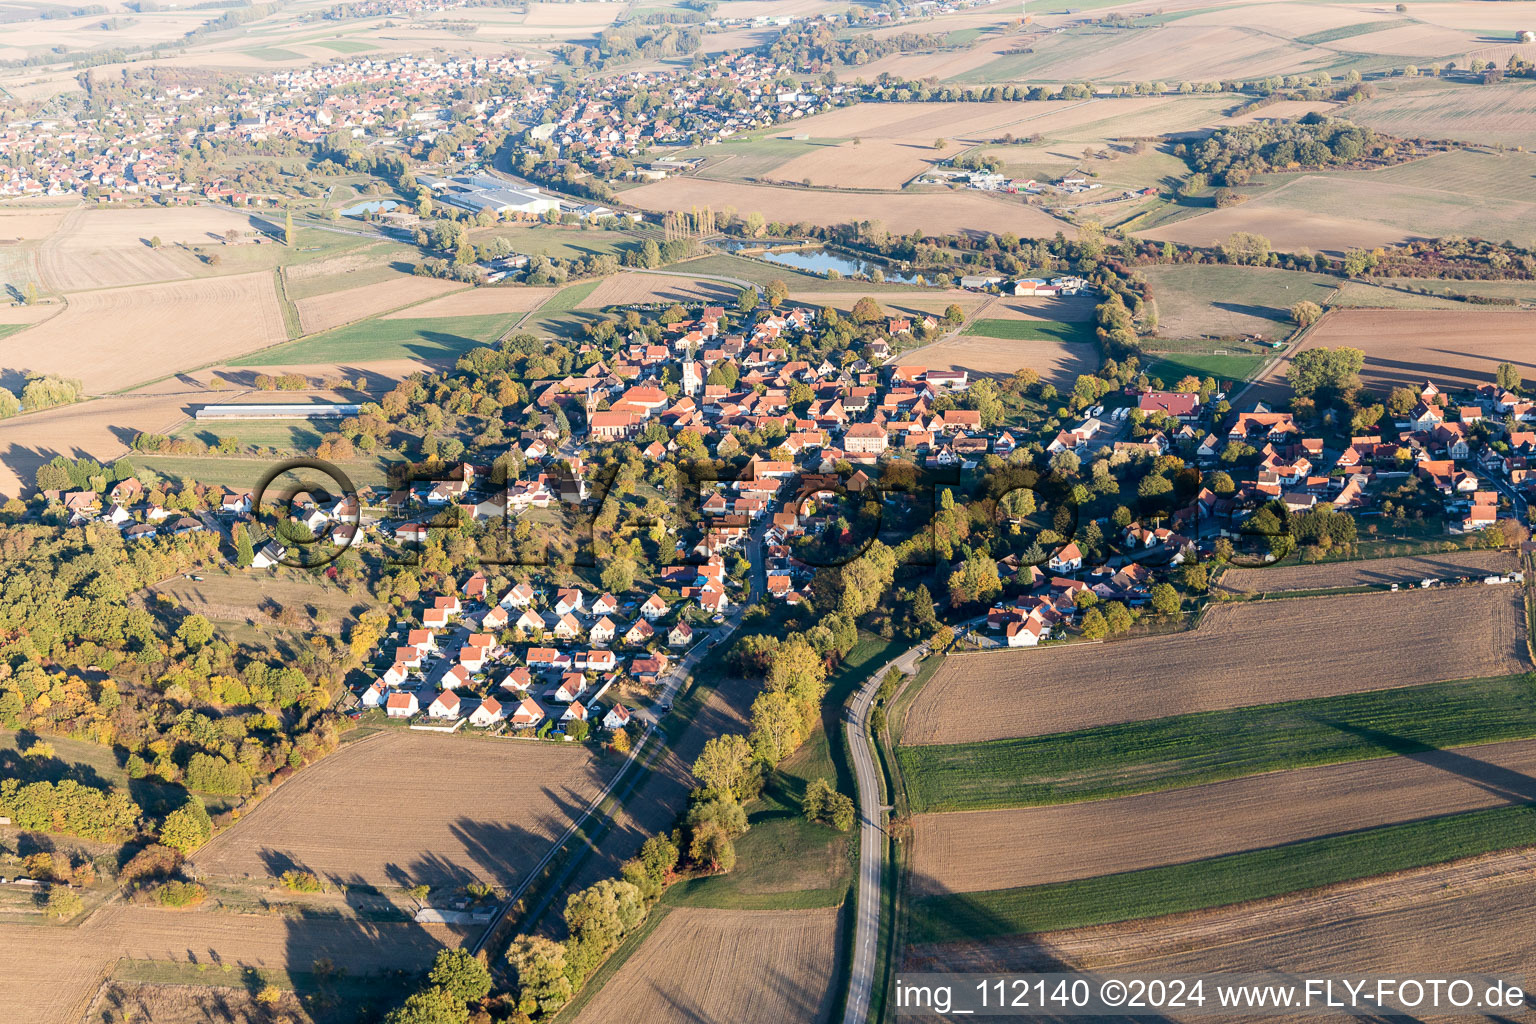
1294, 19, 1402, 45
1137, 264, 1338, 340
174, 420, 325, 452
243, 47, 305, 61
312, 39, 377, 53
134, 454, 398, 489
1142, 351, 1270, 383
229, 312, 520, 365
899, 673, 1536, 813
907, 803, 1536, 942
962, 318, 1095, 344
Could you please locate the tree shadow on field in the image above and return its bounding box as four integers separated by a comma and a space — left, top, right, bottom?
1212, 300, 1285, 322
1316, 719, 1536, 805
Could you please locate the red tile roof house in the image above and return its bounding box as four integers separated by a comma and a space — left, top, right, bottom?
500, 582, 536, 609
469, 696, 507, 727
386, 692, 419, 718
510, 698, 545, 729
428, 690, 462, 719
1138, 391, 1200, 419
499, 667, 533, 693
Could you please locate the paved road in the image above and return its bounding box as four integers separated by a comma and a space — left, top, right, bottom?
842, 643, 925, 1024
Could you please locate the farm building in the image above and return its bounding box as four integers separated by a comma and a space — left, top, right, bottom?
196, 403, 363, 421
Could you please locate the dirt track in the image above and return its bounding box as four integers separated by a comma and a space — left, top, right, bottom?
912, 738, 1536, 894
902, 586, 1527, 745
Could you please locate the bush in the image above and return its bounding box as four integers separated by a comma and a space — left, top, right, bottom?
153, 880, 207, 908
280, 869, 323, 893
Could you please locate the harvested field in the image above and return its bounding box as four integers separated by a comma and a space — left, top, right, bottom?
0, 389, 206, 499
293, 275, 463, 334
769, 139, 937, 189
0, 206, 72, 240
907, 846, 1536, 975
39, 206, 266, 291
1139, 201, 1406, 256
89, 982, 312, 1024
383, 285, 556, 318
1260, 308, 1536, 393
899, 333, 1096, 385
580, 271, 740, 308
0, 300, 62, 325
0, 896, 456, 1024
4, 272, 286, 393
571, 907, 840, 1024
987, 294, 1098, 322
967, 25, 1333, 83
1345, 80, 1536, 148
911, 737, 1536, 895
1221, 99, 1340, 126
1219, 549, 1518, 593
901, 586, 1527, 745
521, 1, 620, 26
623, 178, 1073, 239
191, 730, 616, 889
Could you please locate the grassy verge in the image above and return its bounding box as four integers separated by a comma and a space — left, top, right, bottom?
961, 318, 1094, 344
899, 673, 1536, 812
908, 804, 1536, 943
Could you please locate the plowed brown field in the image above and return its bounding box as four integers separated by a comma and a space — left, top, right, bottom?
1219, 550, 1518, 593
571, 907, 841, 1024
294, 275, 463, 334
191, 730, 616, 889
907, 846, 1536, 978
580, 271, 740, 308
902, 586, 1527, 745
912, 738, 1536, 894
1259, 308, 1536, 393
5, 272, 286, 392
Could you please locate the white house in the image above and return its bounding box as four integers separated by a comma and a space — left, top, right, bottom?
1047, 542, 1083, 574
510, 698, 545, 729
554, 588, 585, 616
589, 616, 617, 646
385, 692, 419, 718
500, 582, 535, 609
561, 700, 589, 723
252, 542, 286, 569
428, 690, 462, 719
361, 681, 388, 707
640, 594, 667, 621
516, 609, 547, 633
603, 705, 632, 731
469, 696, 507, 727
669, 622, 694, 648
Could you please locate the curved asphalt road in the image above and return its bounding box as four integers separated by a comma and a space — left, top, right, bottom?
842, 644, 925, 1024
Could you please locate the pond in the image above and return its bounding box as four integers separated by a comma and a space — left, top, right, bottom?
757, 246, 925, 284
340, 199, 399, 216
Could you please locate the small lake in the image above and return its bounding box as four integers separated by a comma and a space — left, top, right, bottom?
340, 199, 399, 216
754, 246, 925, 284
